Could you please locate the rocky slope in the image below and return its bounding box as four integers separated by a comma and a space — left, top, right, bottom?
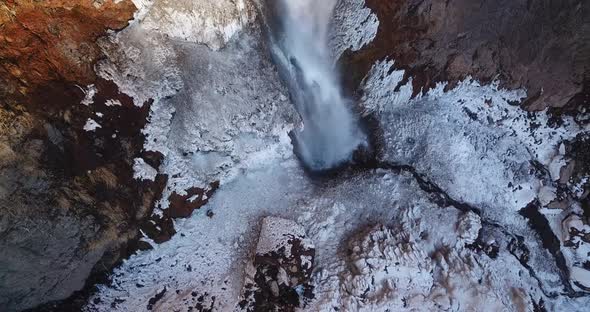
0, 0, 135, 97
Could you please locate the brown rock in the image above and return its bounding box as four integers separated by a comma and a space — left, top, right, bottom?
341, 0, 588, 111
0, 2, 177, 311
238, 217, 316, 312
0, 0, 136, 100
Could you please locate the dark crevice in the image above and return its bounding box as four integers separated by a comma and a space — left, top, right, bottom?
356, 159, 588, 299
520, 201, 588, 298
360, 160, 480, 214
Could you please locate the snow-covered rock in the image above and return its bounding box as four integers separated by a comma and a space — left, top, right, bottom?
83, 118, 102, 131
331, 0, 379, 60
141, 0, 256, 50
133, 158, 158, 181
238, 217, 315, 311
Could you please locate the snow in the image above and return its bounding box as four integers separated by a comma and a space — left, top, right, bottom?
83, 118, 101, 132
360, 59, 590, 300
255, 217, 309, 257
572, 176, 589, 199
331, 0, 379, 60
87, 159, 585, 310
85, 0, 590, 311
538, 185, 558, 206
361, 60, 587, 214
571, 267, 590, 289
97, 0, 296, 208
456, 211, 482, 245
130, 0, 155, 22
133, 158, 158, 182
549, 154, 566, 181
561, 213, 590, 291
97, 29, 183, 108
143, 28, 297, 213
139, 0, 256, 50
104, 99, 122, 107
79, 84, 97, 106
329, 225, 435, 311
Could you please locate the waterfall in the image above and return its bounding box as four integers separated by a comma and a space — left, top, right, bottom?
269, 0, 367, 171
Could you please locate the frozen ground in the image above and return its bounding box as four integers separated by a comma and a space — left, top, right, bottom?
85, 0, 590, 311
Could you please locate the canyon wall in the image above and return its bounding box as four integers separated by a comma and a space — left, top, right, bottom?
0, 1, 166, 311
340, 0, 588, 111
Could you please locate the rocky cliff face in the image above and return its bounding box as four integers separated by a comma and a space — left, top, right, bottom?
0, 0, 135, 98
1, 0, 589, 311
341, 0, 588, 111
0, 1, 168, 311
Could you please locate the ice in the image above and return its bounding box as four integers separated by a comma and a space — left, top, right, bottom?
78, 84, 97, 106
139, 0, 256, 50
86, 0, 590, 310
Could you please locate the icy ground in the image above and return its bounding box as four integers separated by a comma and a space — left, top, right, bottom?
85, 0, 589, 311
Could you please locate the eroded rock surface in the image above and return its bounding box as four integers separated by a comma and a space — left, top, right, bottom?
0, 1, 170, 311
239, 217, 315, 312
340, 0, 588, 110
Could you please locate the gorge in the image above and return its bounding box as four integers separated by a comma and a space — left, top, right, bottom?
0, 1, 588, 311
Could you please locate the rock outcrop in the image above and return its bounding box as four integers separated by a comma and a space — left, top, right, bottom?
0, 1, 169, 311
340, 0, 588, 111
239, 217, 315, 312
0, 0, 135, 100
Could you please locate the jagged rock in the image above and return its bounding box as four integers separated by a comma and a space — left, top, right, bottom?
0, 79, 167, 311
139, 0, 256, 50
339, 225, 435, 311
0, 0, 136, 102
238, 217, 315, 312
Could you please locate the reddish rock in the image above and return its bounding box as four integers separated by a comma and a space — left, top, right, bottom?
0, 0, 136, 101
141, 182, 220, 244
168, 182, 220, 219
0, 2, 179, 311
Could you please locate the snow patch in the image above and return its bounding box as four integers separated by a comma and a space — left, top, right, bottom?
456, 211, 482, 245
83, 118, 101, 131
78, 84, 97, 106
133, 158, 158, 181
256, 217, 308, 257
105, 99, 122, 107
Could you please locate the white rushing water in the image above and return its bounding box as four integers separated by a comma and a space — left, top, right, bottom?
270, 0, 367, 171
